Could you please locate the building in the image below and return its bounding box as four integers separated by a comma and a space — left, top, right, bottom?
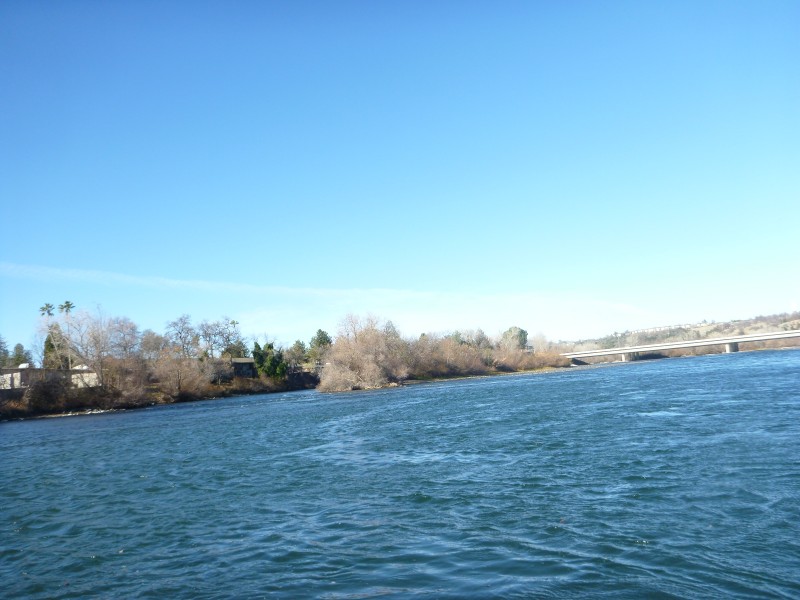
231, 358, 257, 378
0, 365, 99, 390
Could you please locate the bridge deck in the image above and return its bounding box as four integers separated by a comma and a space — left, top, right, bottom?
561, 330, 800, 359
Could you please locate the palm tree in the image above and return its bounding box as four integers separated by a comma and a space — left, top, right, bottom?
58, 301, 75, 369
40, 302, 61, 369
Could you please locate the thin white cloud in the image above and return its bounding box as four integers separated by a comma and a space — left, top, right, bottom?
3, 262, 612, 339
6, 261, 780, 345
0, 261, 311, 295
0, 261, 451, 300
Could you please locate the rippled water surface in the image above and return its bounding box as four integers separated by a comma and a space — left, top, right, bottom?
2, 350, 800, 598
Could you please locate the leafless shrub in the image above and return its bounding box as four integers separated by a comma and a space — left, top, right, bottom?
495, 350, 570, 371
153, 354, 206, 399
318, 363, 362, 392
408, 336, 488, 378
319, 315, 410, 392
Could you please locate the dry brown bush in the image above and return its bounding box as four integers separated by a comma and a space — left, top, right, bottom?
318, 363, 362, 392
153, 354, 206, 398
494, 350, 570, 371
408, 336, 489, 378
319, 315, 411, 392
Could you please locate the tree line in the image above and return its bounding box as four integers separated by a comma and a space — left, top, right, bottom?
318, 315, 568, 392
1, 303, 568, 417
0, 303, 333, 417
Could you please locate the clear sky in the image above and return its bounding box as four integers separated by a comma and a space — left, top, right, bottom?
2, 1, 798, 353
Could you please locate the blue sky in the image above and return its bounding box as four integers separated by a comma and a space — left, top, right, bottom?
2, 1, 798, 352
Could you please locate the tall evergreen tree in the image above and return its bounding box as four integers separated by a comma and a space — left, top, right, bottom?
308, 329, 333, 365
0, 334, 9, 367
43, 325, 69, 369
252, 341, 287, 379
252, 341, 264, 370
10, 343, 33, 367
310, 329, 333, 348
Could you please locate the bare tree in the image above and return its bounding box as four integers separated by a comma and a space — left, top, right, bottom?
64, 310, 112, 386
529, 332, 549, 354
219, 318, 246, 359
108, 316, 141, 359
140, 330, 168, 362
197, 318, 246, 360
153, 349, 205, 398
500, 326, 528, 351
198, 319, 224, 358
166, 315, 198, 359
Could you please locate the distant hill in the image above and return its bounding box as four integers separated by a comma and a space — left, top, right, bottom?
567, 311, 800, 355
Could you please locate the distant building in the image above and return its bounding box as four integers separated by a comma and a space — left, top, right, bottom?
0, 366, 99, 390
232, 358, 257, 378
70, 365, 100, 388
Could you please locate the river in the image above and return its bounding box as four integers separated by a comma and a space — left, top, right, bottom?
2, 349, 799, 598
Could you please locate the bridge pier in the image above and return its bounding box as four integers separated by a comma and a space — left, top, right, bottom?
725, 342, 739, 353
620, 352, 639, 362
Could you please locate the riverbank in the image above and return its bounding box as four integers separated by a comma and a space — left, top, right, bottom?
6, 346, 796, 421
0, 371, 319, 421
2, 363, 575, 421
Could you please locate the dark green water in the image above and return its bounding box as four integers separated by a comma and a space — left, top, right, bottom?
2, 350, 799, 598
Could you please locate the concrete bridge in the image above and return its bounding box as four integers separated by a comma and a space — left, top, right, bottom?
561, 330, 800, 363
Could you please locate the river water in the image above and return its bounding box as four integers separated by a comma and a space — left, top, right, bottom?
2, 350, 799, 598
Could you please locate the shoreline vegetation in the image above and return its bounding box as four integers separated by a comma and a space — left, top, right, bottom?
2, 309, 799, 421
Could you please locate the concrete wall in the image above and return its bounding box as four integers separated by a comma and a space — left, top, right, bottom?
0, 372, 23, 389
0, 368, 100, 389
